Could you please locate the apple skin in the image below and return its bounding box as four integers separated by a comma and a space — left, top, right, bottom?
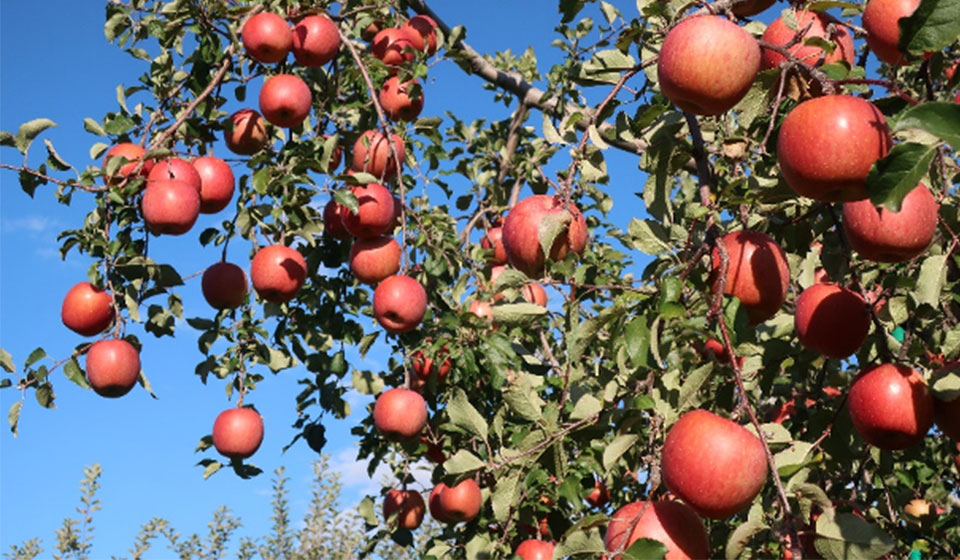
777, 95, 892, 202
400, 15, 438, 54
351, 130, 405, 180
760, 11, 855, 70
437, 478, 483, 523
291, 14, 340, 67
85, 339, 140, 398
191, 156, 235, 214
700, 338, 732, 364
61, 282, 115, 336
341, 183, 396, 239
657, 15, 760, 116
515, 539, 554, 560
383, 489, 426, 529
502, 195, 588, 278
241, 12, 292, 63
373, 275, 427, 333
481, 226, 508, 265
794, 283, 870, 359
349, 235, 401, 285
710, 230, 789, 324
935, 395, 960, 441
662, 409, 767, 519
863, 0, 921, 65
379, 77, 424, 122
148, 158, 201, 193
141, 180, 201, 235
250, 244, 307, 304
323, 199, 350, 239
469, 300, 494, 321
225, 109, 268, 155
212, 407, 264, 460
522, 284, 548, 306
373, 387, 427, 440
848, 364, 935, 450
371, 28, 415, 68
259, 74, 312, 128
429, 484, 453, 522
585, 480, 609, 508
731, 0, 775, 16
412, 346, 452, 385
604, 500, 709, 560
201, 261, 247, 310
102, 143, 153, 184
842, 183, 938, 263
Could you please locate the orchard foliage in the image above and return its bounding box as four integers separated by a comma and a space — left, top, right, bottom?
2, 0, 960, 558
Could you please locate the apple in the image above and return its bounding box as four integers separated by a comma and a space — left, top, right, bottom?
436, 478, 482, 523
373, 387, 427, 440
604, 500, 709, 560
319, 135, 342, 173
292, 14, 340, 67
481, 226, 507, 265
863, 0, 920, 65
224, 109, 268, 155
400, 15, 438, 54
371, 28, 415, 68
515, 539, 554, 560
259, 74, 312, 128
241, 12, 292, 63
61, 281, 115, 336
102, 143, 153, 184
250, 244, 307, 303
585, 480, 609, 508
662, 409, 767, 519
212, 407, 264, 460
85, 339, 140, 398
502, 195, 588, 278
657, 15, 760, 116
388, 195, 403, 232
349, 235, 401, 284
191, 156, 235, 214
777, 95, 892, 202
429, 484, 454, 522
383, 489, 426, 530
760, 10, 855, 70
147, 158, 201, 192
934, 395, 960, 441
141, 180, 201, 235
323, 199, 350, 239
362, 20, 382, 42
848, 364, 934, 450
373, 274, 427, 333
379, 77, 424, 122
522, 284, 548, 306
904, 498, 932, 518
731, 0, 775, 16
351, 129, 405, 180
700, 338, 731, 364
842, 182, 938, 263
794, 283, 870, 359
341, 183, 396, 238
710, 230, 789, 324
412, 346, 451, 384
201, 261, 247, 310
469, 300, 494, 321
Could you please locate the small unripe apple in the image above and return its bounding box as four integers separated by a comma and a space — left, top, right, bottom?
292, 14, 340, 67
437, 478, 483, 523
842, 183, 938, 263
225, 109, 268, 155
400, 15, 438, 54
241, 12, 292, 63
191, 156, 235, 214
349, 235, 401, 284
863, 0, 921, 65
351, 130, 405, 180
148, 158, 201, 193
794, 283, 870, 359
710, 230, 789, 324
141, 180, 201, 235
61, 282, 115, 336
323, 199, 350, 239
250, 244, 307, 304
373, 387, 427, 440
259, 74, 312, 128
515, 539, 554, 560
102, 143, 153, 184
383, 489, 426, 529
935, 395, 960, 441
379, 77, 424, 122
373, 274, 427, 333
341, 183, 396, 238
760, 11, 855, 70
212, 407, 264, 460
502, 195, 588, 278
371, 28, 415, 69
848, 363, 934, 450
85, 339, 140, 398
201, 261, 247, 310
481, 226, 508, 265
604, 500, 709, 559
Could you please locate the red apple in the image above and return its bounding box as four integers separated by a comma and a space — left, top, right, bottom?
760, 11, 855, 70
292, 14, 340, 67
469, 300, 494, 321
351, 130, 405, 180
371, 28, 415, 68
604, 500, 709, 560
400, 15, 438, 54
935, 395, 960, 441
863, 0, 921, 65
191, 156, 235, 214
731, 0, 775, 16
259, 74, 312, 128
373, 275, 427, 333
481, 226, 507, 265
662, 409, 767, 519
225, 109, 268, 155
201, 261, 247, 310
341, 183, 396, 238
349, 235, 401, 284
85, 339, 140, 398
102, 143, 153, 184
515, 539, 554, 560
61, 282, 114, 336
842, 182, 938, 262
141, 180, 201, 235
379, 77, 424, 122
502, 195, 588, 278
412, 347, 451, 383
777, 94, 892, 202
250, 244, 307, 304
437, 478, 482, 523
522, 284, 548, 306
794, 283, 870, 359
212, 407, 264, 460
429, 484, 454, 522
148, 158, 201, 192
710, 230, 789, 324
383, 489, 426, 529
585, 480, 609, 508
657, 15, 760, 116
848, 363, 935, 450
323, 199, 350, 239
373, 387, 427, 440
241, 12, 292, 63
700, 338, 731, 364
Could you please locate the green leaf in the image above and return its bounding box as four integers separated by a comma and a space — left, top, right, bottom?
622, 538, 668, 559
554, 528, 606, 556
491, 471, 520, 522
914, 254, 947, 307
580, 49, 636, 85
83, 118, 107, 137
775, 441, 815, 477
898, 0, 960, 55
538, 210, 572, 270
14, 118, 57, 154
628, 218, 671, 255
931, 370, 960, 400
44, 140, 71, 171
63, 358, 90, 390
35, 383, 55, 408
202, 460, 222, 479
814, 508, 895, 559
334, 188, 359, 214
865, 142, 936, 211
677, 362, 713, 409
624, 316, 650, 368
570, 394, 602, 420
24, 347, 46, 368
8, 401, 22, 437
490, 268, 529, 292
443, 449, 486, 474
725, 518, 769, 560
448, 388, 488, 440
599, 1, 620, 23
893, 101, 960, 152
602, 434, 638, 471
0, 348, 15, 373
351, 370, 383, 395
569, 306, 626, 363
0, 130, 15, 148
359, 496, 378, 526
491, 303, 547, 326
503, 382, 544, 422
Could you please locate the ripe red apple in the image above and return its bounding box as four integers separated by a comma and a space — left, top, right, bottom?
521, 284, 548, 306
141, 180, 201, 235
291, 14, 340, 67
400, 15, 438, 54
502, 195, 587, 278
61, 282, 114, 336
241, 12, 292, 63
777, 95, 892, 202
412, 347, 451, 384
469, 300, 494, 321
848, 364, 935, 450
148, 158, 201, 192
794, 283, 870, 359
191, 156, 235, 214
373, 387, 427, 440
323, 199, 350, 239
481, 226, 508, 265
201, 261, 247, 310
585, 480, 609, 508
102, 143, 153, 184
379, 77, 424, 122
700, 338, 731, 364
604, 500, 709, 560
373, 274, 427, 333
349, 235, 401, 284
935, 395, 960, 441
371, 28, 415, 68
657, 15, 760, 116
515, 539, 554, 560
863, 0, 921, 65
731, 0, 775, 16
212, 407, 264, 460
259, 74, 312, 128
225, 109, 268, 155
429, 484, 454, 522
250, 244, 307, 304
85, 339, 140, 398
351, 130, 405, 180
341, 183, 396, 238
710, 230, 789, 324
437, 478, 483, 523
842, 182, 938, 262
760, 11, 855, 70
383, 489, 426, 529
662, 409, 767, 519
